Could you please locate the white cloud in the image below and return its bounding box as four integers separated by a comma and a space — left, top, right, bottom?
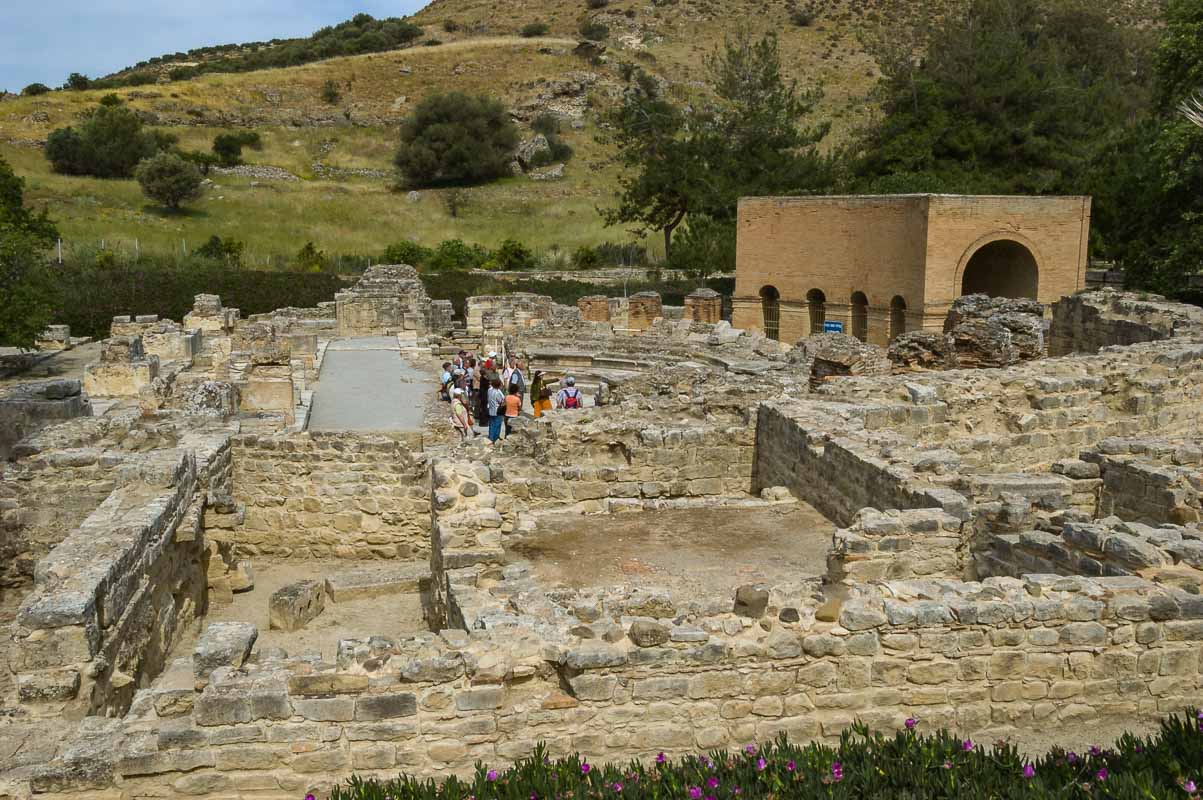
1, 1, 428, 91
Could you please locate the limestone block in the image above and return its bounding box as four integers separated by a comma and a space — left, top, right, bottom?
193, 621, 258, 680
269, 579, 327, 631
734, 585, 769, 618
325, 564, 426, 602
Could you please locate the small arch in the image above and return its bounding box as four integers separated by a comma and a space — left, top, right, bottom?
806, 288, 826, 335
889, 295, 907, 340
759, 285, 781, 341
960, 239, 1039, 300
850, 291, 868, 342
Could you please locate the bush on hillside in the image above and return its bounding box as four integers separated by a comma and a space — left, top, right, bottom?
442, 19, 460, 32
320, 79, 341, 104
587, 0, 611, 8
62, 72, 91, 91
180, 150, 220, 175
330, 713, 1203, 800
427, 239, 491, 271
394, 92, 520, 187
381, 240, 432, 266
491, 238, 536, 270
135, 152, 204, 209
193, 235, 245, 266
528, 114, 575, 166
211, 130, 262, 167
790, 6, 815, 26
21, 83, 51, 97
44, 102, 165, 178
521, 22, 550, 37
579, 20, 610, 40
294, 241, 326, 272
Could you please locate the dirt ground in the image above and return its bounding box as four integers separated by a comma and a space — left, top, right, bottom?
175, 558, 428, 664
510, 503, 836, 595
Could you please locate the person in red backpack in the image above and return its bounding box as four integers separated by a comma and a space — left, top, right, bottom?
556, 376, 583, 410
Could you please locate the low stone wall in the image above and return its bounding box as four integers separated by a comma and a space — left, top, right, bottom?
10, 434, 231, 718
0, 379, 91, 461
1087, 438, 1203, 525
1048, 290, 1203, 356
228, 432, 431, 559
828, 508, 968, 583
465, 293, 556, 338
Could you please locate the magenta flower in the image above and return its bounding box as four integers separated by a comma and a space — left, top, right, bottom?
656, 753, 666, 764
905, 718, 916, 730
612, 783, 623, 793
705, 796, 716, 800
706, 777, 719, 789
831, 762, 843, 783
744, 744, 757, 756
942, 761, 952, 770
487, 770, 498, 782
688, 787, 703, 800
961, 739, 973, 752
1089, 746, 1102, 757
786, 761, 796, 772
1096, 768, 1108, 782
531, 794, 538, 800
1185, 779, 1197, 793
1023, 764, 1036, 779
306, 795, 316, 800
756, 758, 767, 772
581, 763, 591, 775
733, 788, 742, 795
1067, 752, 1077, 764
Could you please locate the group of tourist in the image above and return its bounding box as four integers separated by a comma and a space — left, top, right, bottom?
439, 349, 584, 442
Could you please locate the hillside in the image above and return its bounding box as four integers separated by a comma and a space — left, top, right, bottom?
0, 0, 1163, 262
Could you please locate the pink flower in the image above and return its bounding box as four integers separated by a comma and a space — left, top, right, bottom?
744, 744, 757, 756
581, 763, 591, 775
306, 795, 316, 800
1185, 779, 1197, 793
706, 777, 719, 789
1096, 768, 1108, 782
612, 783, 623, 793
756, 758, 766, 771
1089, 746, 1102, 757
831, 762, 843, 783
487, 770, 498, 782
656, 753, 666, 764
688, 787, 702, 800
962, 739, 973, 752
1023, 764, 1036, 779
942, 761, 952, 770
905, 718, 916, 730
785, 761, 795, 772
1067, 752, 1077, 764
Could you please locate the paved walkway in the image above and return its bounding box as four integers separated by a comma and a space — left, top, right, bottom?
307, 338, 429, 432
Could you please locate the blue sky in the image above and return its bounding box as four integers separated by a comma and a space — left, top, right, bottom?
1, 1, 429, 93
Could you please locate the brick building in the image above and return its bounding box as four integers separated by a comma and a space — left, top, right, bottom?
732, 194, 1091, 344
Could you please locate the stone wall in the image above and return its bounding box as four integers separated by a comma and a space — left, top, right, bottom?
336, 265, 440, 338
577, 295, 610, 323
82, 336, 160, 398
10, 433, 231, 718
0, 380, 91, 461
685, 289, 722, 324
465, 294, 556, 338
1087, 438, 1203, 525
227, 432, 431, 559
1048, 290, 1203, 356
828, 508, 968, 583
110, 317, 200, 364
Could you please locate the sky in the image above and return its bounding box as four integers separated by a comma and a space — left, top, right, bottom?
0, 1, 429, 93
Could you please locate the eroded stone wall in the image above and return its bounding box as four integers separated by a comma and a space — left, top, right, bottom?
228, 432, 431, 559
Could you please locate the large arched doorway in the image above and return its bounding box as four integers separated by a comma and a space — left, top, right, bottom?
759, 285, 780, 340
960, 240, 1039, 299
889, 295, 907, 340
850, 291, 868, 341
806, 289, 826, 335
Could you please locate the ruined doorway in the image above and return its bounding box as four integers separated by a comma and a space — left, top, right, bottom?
806, 288, 826, 335
759, 285, 781, 340
960, 240, 1039, 300
850, 292, 868, 341
889, 296, 907, 340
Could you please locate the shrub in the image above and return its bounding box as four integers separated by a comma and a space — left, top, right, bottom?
492, 238, 536, 270
532, 113, 561, 136
394, 92, 520, 187
790, 6, 815, 26
586, 0, 611, 8
571, 244, 601, 269
381, 239, 431, 265
180, 150, 220, 175
423, 38, 443, 47
62, 72, 91, 90
21, 83, 51, 97
320, 79, 341, 104
427, 238, 490, 271
330, 713, 1203, 800
579, 20, 610, 40
44, 102, 163, 178
193, 235, 245, 266
530, 114, 575, 165
168, 66, 199, 82
521, 21, 550, 37
294, 241, 326, 272
211, 131, 261, 166
442, 19, 460, 32
135, 152, 204, 209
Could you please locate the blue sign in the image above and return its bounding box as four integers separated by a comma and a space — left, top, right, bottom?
823, 320, 844, 334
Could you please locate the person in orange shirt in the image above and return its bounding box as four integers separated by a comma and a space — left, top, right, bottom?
503, 385, 521, 437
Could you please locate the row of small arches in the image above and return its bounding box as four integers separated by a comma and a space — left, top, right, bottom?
758, 286, 907, 343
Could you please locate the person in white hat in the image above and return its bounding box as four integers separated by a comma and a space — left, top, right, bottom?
556, 376, 583, 410
449, 388, 474, 440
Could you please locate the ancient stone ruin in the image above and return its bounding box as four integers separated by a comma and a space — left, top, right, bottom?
3, 283, 1203, 799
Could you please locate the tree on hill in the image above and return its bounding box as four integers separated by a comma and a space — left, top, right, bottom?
600, 32, 831, 257
135, 152, 204, 210
21, 83, 51, 97
0, 156, 59, 349
44, 101, 165, 178
848, 0, 1150, 196
394, 92, 520, 187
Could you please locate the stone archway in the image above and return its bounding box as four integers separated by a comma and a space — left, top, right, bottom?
850, 291, 868, 342
889, 295, 907, 340
959, 239, 1039, 300
806, 288, 826, 335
